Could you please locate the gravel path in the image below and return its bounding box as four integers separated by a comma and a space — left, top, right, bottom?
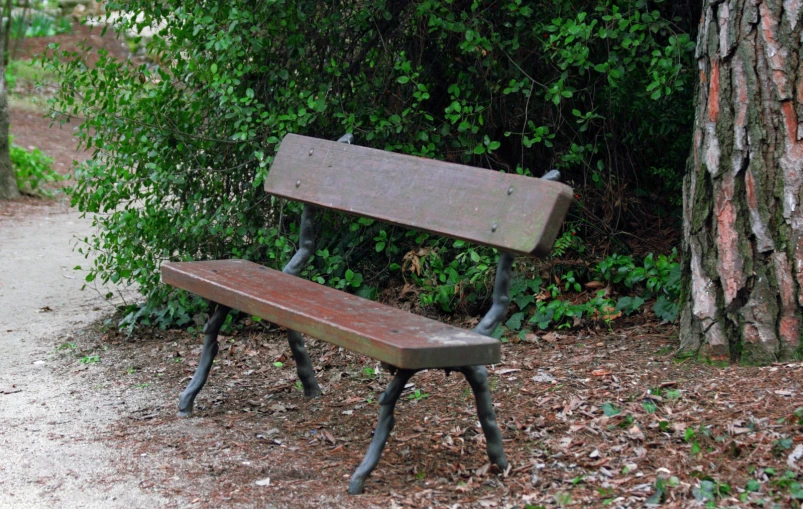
0, 201, 165, 507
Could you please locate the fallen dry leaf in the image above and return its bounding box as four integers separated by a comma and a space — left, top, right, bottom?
628, 425, 645, 441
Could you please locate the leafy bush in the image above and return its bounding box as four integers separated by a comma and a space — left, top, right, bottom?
11, 139, 62, 196
11, 12, 71, 39
45, 0, 697, 327
496, 250, 681, 338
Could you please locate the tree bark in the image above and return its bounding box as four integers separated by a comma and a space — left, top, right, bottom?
680, 0, 802, 363
0, 7, 16, 201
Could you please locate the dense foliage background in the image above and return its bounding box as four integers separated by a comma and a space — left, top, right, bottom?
46, 0, 700, 331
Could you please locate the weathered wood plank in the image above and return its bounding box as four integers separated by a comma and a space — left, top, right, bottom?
265, 134, 573, 256
162, 260, 500, 369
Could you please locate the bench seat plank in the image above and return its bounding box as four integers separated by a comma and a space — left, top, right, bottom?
265, 134, 573, 256
162, 259, 500, 369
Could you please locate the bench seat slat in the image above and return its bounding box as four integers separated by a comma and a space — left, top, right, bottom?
162, 260, 500, 369
265, 134, 573, 256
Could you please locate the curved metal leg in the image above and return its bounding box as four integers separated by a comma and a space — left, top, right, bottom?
177, 304, 231, 416
460, 365, 508, 469
287, 330, 321, 397
348, 369, 416, 495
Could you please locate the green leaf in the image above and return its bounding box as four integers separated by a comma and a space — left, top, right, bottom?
354, 284, 377, 300
653, 295, 678, 322
602, 402, 621, 416
513, 294, 535, 310
397, 76, 410, 84
505, 312, 525, 331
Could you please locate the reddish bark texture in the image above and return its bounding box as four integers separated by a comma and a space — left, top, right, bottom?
681, 0, 803, 363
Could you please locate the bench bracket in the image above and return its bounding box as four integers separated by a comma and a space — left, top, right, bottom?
473, 251, 515, 336
459, 365, 509, 470
348, 363, 509, 494
348, 368, 416, 494
177, 304, 231, 416
282, 204, 322, 398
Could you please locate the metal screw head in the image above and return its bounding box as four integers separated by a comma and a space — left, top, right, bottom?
308, 149, 314, 156
507, 186, 514, 195
491, 223, 498, 232
295, 180, 301, 187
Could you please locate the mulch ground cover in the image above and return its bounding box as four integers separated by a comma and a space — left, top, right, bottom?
58, 315, 803, 509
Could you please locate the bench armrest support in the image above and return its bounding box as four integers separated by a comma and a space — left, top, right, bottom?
282, 204, 317, 276
473, 251, 514, 337
472, 170, 562, 338
281, 134, 353, 275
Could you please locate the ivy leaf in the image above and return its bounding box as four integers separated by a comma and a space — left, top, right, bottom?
616, 296, 645, 315
745, 479, 760, 492
653, 295, 678, 322
513, 293, 535, 310
505, 312, 525, 331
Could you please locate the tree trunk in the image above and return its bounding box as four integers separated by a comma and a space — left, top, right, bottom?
0, 7, 16, 201
680, 0, 802, 363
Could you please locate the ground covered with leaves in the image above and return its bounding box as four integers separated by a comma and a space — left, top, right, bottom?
56, 315, 802, 509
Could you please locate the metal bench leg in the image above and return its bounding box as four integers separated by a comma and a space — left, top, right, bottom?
287, 330, 321, 397
348, 368, 416, 495
460, 365, 509, 470
177, 304, 231, 416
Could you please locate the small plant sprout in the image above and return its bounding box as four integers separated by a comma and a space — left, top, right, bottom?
407, 389, 429, 401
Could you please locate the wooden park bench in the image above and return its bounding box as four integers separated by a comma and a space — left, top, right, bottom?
161, 133, 573, 494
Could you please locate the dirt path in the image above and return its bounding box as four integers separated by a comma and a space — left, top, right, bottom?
0, 113, 165, 508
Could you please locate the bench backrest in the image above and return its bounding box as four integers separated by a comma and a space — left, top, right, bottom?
265, 134, 572, 256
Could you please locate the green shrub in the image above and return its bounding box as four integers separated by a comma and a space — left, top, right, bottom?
5, 66, 15, 92
11, 13, 71, 39
45, 0, 697, 328
11, 139, 62, 196
497, 250, 680, 337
